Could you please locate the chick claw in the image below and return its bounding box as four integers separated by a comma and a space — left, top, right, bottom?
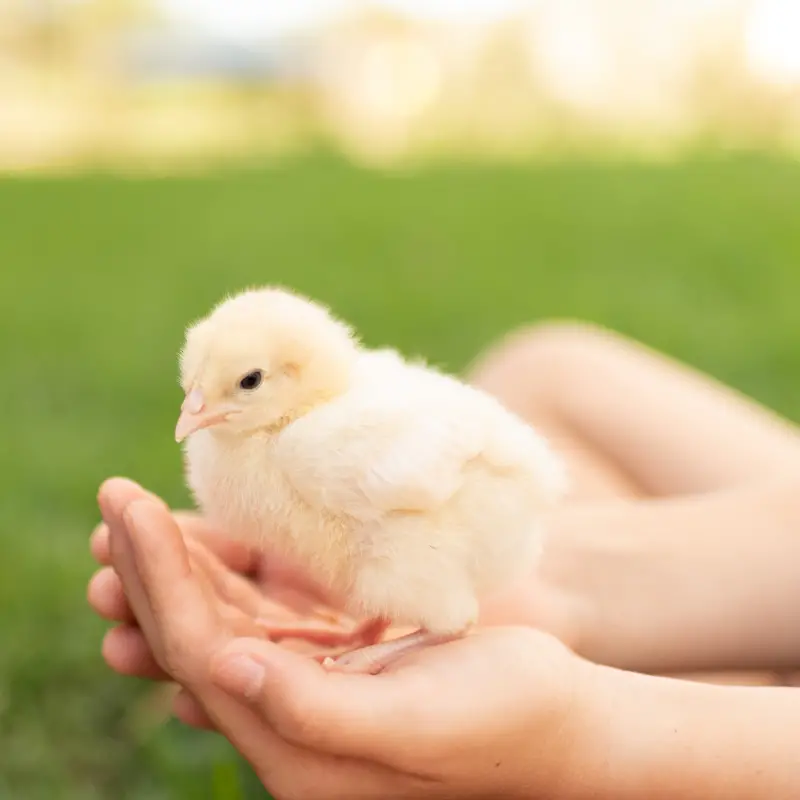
323, 629, 465, 675
256, 615, 389, 649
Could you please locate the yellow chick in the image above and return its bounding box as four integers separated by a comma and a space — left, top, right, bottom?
175, 287, 567, 673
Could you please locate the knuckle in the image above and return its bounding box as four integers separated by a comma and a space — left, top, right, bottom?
158, 643, 183, 678
511, 320, 605, 364
156, 626, 194, 680
470, 319, 608, 391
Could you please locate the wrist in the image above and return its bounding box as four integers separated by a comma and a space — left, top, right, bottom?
559, 664, 685, 800
567, 662, 800, 800
537, 509, 641, 658
510, 643, 618, 800
544, 481, 800, 672
493, 633, 735, 800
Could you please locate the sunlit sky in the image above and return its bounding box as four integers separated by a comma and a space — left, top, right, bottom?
157, 0, 800, 83
746, 0, 800, 84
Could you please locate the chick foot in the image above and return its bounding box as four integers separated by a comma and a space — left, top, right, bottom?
257, 615, 389, 649
323, 628, 466, 675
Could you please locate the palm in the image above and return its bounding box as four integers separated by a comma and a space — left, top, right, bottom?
91, 508, 403, 663
94, 513, 569, 663
182, 530, 578, 683
91, 488, 573, 736
166, 541, 571, 746
183, 535, 399, 659
96, 480, 588, 799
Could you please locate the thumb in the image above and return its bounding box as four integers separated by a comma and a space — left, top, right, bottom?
209, 637, 332, 736
210, 637, 304, 705
209, 638, 407, 760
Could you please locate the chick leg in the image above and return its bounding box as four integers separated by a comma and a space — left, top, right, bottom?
323, 628, 467, 675
256, 615, 389, 648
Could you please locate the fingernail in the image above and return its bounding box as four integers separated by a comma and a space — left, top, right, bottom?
123, 499, 163, 532
89, 522, 107, 548
122, 501, 146, 530
142, 490, 170, 511
213, 654, 266, 700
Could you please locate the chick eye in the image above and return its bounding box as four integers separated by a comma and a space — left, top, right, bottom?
239, 370, 263, 391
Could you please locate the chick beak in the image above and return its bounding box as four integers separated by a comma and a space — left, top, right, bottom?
175, 388, 230, 442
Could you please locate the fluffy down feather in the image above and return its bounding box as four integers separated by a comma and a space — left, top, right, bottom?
177, 288, 567, 647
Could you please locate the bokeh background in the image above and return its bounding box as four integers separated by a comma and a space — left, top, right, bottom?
2, 0, 800, 797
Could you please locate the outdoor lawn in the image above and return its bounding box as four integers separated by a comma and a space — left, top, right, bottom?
2, 152, 800, 798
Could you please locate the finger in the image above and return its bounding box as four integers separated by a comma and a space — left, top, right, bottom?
97, 478, 168, 524
173, 512, 259, 575
259, 750, 414, 800
94, 477, 163, 565
122, 500, 194, 605
102, 625, 169, 679
121, 499, 222, 685
172, 687, 218, 731
90, 522, 112, 565
182, 683, 411, 800
100, 484, 165, 663
185, 538, 266, 617
87, 567, 136, 623
89, 541, 261, 625
91, 514, 257, 575
258, 556, 335, 606
209, 637, 417, 764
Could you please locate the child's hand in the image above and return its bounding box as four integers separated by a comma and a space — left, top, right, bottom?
95, 478, 602, 799
88, 479, 581, 728
89, 481, 380, 704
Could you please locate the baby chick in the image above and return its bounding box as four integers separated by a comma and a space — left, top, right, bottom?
175, 287, 567, 673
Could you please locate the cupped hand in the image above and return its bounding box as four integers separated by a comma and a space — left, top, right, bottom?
89, 480, 377, 688
89, 478, 581, 729
95, 480, 597, 800
90, 486, 334, 615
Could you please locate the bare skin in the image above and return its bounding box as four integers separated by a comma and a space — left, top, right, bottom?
325, 629, 467, 675
467, 322, 800, 501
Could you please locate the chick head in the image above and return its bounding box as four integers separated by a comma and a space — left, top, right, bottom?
175, 287, 358, 442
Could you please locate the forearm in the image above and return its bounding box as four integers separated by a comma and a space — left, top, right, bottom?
543, 479, 800, 673
573, 665, 800, 800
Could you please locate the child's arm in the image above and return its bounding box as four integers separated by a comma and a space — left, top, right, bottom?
536, 478, 800, 673
578, 666, 800, 800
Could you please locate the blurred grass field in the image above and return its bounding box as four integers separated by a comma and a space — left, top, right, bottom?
1, 153, 800, 798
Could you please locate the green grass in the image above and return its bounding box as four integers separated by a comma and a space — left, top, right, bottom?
2, 152, 800, 798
